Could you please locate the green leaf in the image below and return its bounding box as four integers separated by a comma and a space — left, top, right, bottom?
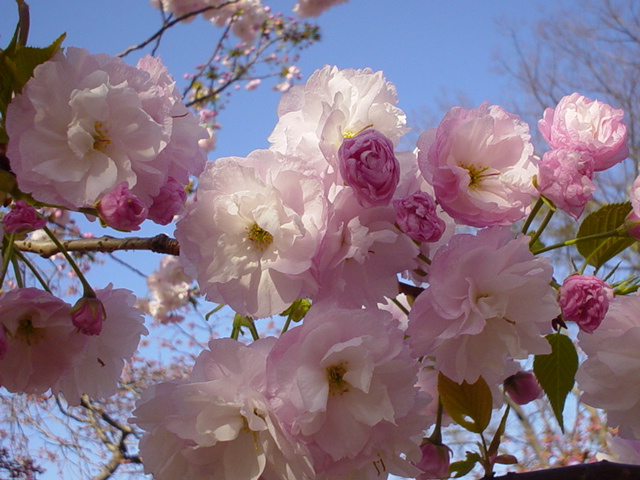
449, 451, 481, 478
576, 202, 635, 269
533, 333, 578, 432
487, 405, 510, 457
438, 372, 492, 434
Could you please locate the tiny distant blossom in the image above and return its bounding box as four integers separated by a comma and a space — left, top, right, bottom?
176, 151, 327, 318
504, 371, 542, 405
338, 129, 400, 207
3, 201, 46, 234
576, 292, 640, 439
559, 274, 612, 334
0, 288, 85, 394
539, 92, 629, 171
415, 441, 452, 480
293, 0, 348, 17
536, 149, 596, 219
132, 338, 314, 480
144, 256, 194, 324
267, 306, 428, 479
407, 227, 559, 385
54, 285, 148, 405
269, 65, 408, 188
418, 103, 537, 228
393, 191, 445, 243
97, 182, 149, 231
6, 47, 206, 217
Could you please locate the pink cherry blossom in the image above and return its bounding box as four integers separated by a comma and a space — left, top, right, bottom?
576, 292, 640, 439
558, 274, 612, 334
71, 296, 107, 336
54, 285, 148, 405
5, 47, 206, 215
504, 371, 542, 405
536, 149, 596, 219
538, 92, 629, 171
267, 305, 428, 479
0, 288, 86, 394
176, 151, 327, 318
338, 129, 400, 207
3, 201, 47, 234
393, 191, 445, 243
625, 174, 640, 238
293, 0, 348, 17
131, 338, 314, 480
97, 182, 149, 231
142, 256, 193, 324
418, 103, 537, 228
407, 227, 559, 385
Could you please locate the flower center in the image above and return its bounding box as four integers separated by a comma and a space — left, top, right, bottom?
326, 362, 350, 395
15, 315, 43, 346
462, 164, 495, 189
246, 223, 273, 251
93, 121, 112, 152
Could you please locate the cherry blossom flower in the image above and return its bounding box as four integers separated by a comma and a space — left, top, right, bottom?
576, 292, 640, 439
538, 92, 629, 171
406, 227, 559, 385
0, 288, 85, 394
147, 177, 187, 225
625, 174, 640, 238
415, 441, 452, 480
504, 371, 542, 405
131, 338, 314, 480
141, 256, 194, 324
269, 65, 408, 189
558, 274, 612, 334
70, 296, 107, 336
294, 0, 349, 17
2, 201, 47, 234
393, 191, 445, 243
5, 47, 206, 219
536, 149, 596, 219
54, 286, 148, 404
418, 103, 537, 228
176, 151, 327, 318
267, 305, 428, 479
338, 129, 400, 207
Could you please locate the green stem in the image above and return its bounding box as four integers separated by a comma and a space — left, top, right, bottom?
13, 249, 51, 293
11, 257, 23, 288
281, 315, 293, 334
43, 226, 94, 296
418, 253, 432, 265
528, 206, 555, 248
531, 227, 627, 255
522, 197, 545, 235
0, 232, 16, 287
391, 297, 409, 316
429, 397, 444, 444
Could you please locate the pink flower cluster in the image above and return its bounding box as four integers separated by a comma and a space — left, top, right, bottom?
132, 305, 428, 480
5, 48, 206, 231
0, 286, 147, 403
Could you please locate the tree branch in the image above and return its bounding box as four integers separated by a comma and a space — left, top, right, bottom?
492, 461, 640, 480
13, 234, 180, 258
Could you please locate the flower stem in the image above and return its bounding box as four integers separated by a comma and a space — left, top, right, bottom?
522, 197, 544, 235
531, 227, 627, 255
43, 226, 94, 296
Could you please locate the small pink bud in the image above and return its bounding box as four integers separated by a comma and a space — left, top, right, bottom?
97, 182, 148, 231
339, 129, 400, 207
393, 191, 445, 243
504, 370, 542, 405
3, 200, 46, 233
71, 297, 107, 336
147, 178, 187, 225
558, 274, 612, 334
415, 441, 451, 479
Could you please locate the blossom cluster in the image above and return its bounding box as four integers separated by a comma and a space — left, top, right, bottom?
2, 29, 640, 480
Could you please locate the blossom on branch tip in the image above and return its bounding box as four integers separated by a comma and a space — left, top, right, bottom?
392, 191, 445, 243
538, 92, 629, 171
504, 370, 542, 405
71, 296, 106, 336
97, 182, 148, 231
415, 441, 452, 480
3, 201, 47, 234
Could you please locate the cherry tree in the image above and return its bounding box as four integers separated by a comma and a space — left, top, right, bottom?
2, 1, 640, 480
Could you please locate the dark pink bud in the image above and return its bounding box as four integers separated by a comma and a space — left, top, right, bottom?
416, 441, 451, 479
558, 274, 612, 334
71, 297, 107, 336
505, 371, 542, 405
3, 200, 46, 233
393, 191, 445, 243
98, 182, 148, 231
338, 129, 400, 207
147, 177, 187, 225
